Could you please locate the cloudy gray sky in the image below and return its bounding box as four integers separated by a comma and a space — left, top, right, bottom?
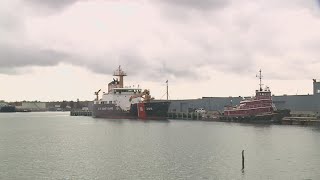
1, 0, 320, 101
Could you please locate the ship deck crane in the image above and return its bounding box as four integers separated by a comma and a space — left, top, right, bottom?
94, 89, 101, 101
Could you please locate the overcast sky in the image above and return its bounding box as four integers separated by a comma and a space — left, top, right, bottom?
1, 0, 320, 101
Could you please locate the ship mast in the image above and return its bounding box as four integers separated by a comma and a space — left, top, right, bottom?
257, 69, 263, 91
113, 66, 127, 88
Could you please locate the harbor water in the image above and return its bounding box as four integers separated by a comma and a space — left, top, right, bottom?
1, 112, 320, 179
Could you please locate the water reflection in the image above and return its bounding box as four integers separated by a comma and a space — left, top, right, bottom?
93, 118, 170, 125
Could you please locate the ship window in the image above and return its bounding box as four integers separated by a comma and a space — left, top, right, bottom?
109, 101, 112, 104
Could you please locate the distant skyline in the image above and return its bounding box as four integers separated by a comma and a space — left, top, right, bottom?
1, 0, 320, 101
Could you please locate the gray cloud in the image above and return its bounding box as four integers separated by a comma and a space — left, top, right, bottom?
153, 61, 200, 80
0, 44, 69, 73
47, 50, 206, 81
80, 52, 147, 76
158, 0, 229, 11
0, 0, 78, 74
0, 14, 22, 32
24, 0, 81, 11
1, 0, 320, 82
156, 0, 230, 21
0, 1, 25, 34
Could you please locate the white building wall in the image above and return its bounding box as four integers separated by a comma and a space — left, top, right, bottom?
16, 102, 47, 110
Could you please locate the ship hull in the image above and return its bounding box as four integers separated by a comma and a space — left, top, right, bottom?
92, 104, 136, 119
130, 101, 170, 120
0, 106, 16, 113
92, 101, 170, 120
219, 109, 290, 124
224, 106, 274, 117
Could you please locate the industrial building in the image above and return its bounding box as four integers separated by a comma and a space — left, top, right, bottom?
168, 80, 320, 116
15, 102, 47, 111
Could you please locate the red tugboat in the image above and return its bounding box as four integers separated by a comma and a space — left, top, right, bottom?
220, 70, 286, 123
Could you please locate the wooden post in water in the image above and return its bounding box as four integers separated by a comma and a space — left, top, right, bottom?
242, 150, 245, 170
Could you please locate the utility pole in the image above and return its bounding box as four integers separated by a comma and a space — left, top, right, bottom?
242, 150, 245, 170
166, 80, 169, 101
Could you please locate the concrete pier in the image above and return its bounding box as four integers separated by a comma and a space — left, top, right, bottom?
167, 112, 203, 120
70, 110, 92, 116
281, 117, 320, 126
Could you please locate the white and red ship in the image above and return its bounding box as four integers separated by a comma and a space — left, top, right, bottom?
92, 66, 170, 120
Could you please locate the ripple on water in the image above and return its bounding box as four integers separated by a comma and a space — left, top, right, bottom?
0, 113, 320, 180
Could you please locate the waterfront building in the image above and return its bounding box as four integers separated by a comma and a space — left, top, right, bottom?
169, 80, 320, 116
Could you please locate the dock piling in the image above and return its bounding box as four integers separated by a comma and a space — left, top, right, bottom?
242, 150, 245, 170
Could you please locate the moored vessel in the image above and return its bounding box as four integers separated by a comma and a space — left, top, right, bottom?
0, 101, 16, 113
219, 70, 286, 123
92, 66, 170, 120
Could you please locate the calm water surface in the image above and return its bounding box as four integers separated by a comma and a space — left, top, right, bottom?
0, 112, 320, 180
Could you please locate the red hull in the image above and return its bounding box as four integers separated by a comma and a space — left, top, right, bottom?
224, 106, 274, 117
